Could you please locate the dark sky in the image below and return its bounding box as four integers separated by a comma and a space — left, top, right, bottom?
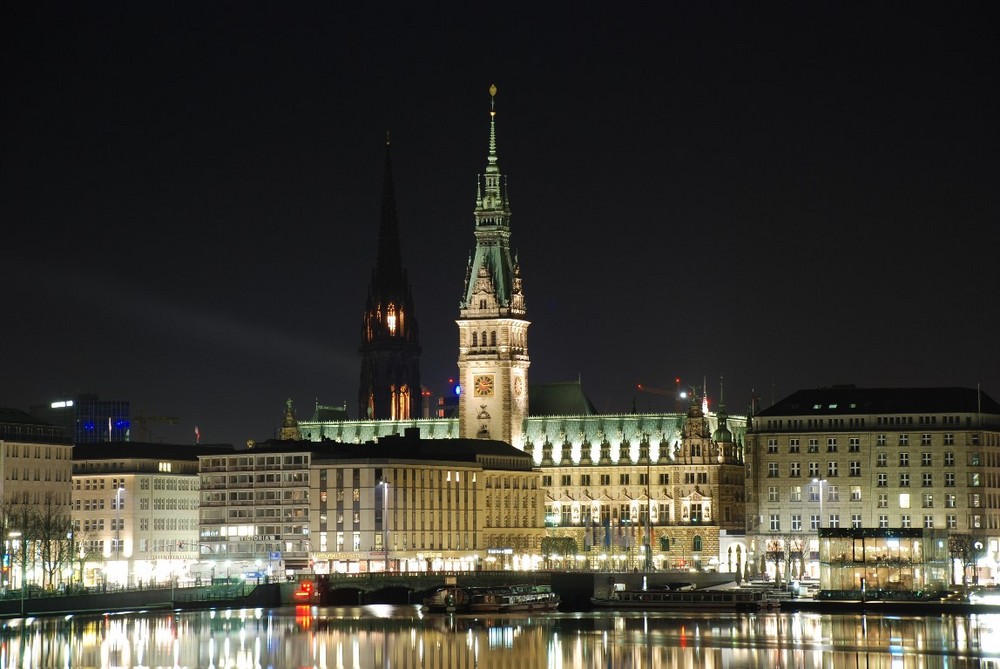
3, 3, 998, 446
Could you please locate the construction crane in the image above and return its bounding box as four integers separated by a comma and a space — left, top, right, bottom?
133, 411, 180, 442
636, 378, 688, 413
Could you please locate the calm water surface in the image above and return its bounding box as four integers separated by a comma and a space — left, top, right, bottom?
1, 604, 998, 668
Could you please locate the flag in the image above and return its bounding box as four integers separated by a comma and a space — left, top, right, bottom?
195, 426, 201, 444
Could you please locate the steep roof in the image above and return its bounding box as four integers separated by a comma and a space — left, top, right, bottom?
757, 386, 1000, 417
528, 381, 598, 417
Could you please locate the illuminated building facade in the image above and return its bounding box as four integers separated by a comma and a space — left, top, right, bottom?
746, 386, 1000, 586
455, 84, 530, 447
72, 442, 235, 587
358, 138, 421, 421
0, 408, 73, 590
197, 431, 543, 575
292, 88, 751, 575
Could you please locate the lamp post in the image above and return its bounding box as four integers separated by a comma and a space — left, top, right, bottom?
812, 478, 827, 530
9, 531, 23, 617
812, 478, 827, 579
67, 531, 74, 589
377, 480, 390, 572
115, 487, 123, 563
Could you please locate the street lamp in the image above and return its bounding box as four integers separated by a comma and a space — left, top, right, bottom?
377, 480, 390, 572
812, 478, 827, 581
8, 531, 23, 616
115, 487, 124, 562
812, 478, 827, 530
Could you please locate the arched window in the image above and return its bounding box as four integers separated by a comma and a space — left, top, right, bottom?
693, 535, 703, 552
490, 331, 497, 346
660, 536, 670, 551
472, 332, 478, 347
481, 331, 487, 346
393, 384, 410, 420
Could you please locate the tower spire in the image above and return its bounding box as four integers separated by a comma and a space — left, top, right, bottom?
359, 135, 421, 421
487, 83, 499, 175
456, 85, 530, 447
375, 133, 402, 287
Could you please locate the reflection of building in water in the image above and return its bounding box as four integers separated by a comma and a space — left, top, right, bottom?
2, 608, 999, 667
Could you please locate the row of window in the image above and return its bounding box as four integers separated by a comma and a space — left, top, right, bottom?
542, 472, 710, 487
768, 513, 969, 531
200, 455, 310, 470
4, 444, 69, 458
767, 485, 972, 509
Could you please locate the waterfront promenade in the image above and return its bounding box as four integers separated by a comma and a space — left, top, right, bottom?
2, 572, 998, 618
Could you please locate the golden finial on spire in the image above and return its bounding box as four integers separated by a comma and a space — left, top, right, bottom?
489, 83, 497, 115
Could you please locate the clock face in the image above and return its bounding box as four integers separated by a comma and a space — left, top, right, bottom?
514, 376, 523, 396
474, 374, 495, 397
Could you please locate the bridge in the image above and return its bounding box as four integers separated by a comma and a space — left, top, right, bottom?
319, 570, 550, 594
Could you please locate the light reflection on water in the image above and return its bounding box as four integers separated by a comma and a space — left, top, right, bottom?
0, 605, 998, 668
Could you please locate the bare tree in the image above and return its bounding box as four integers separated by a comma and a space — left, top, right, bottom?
765, 537, 785, 587
36, 492, 73, 589
8, 493, 39, 594
949, 534, 986, 587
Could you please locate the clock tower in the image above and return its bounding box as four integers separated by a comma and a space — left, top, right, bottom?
457, 85, 530, 447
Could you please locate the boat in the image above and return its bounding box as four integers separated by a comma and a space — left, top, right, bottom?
468, 584, 561, 613
590, 587, 776, 611
422, 586, 473, 613
423, 584, 560, 614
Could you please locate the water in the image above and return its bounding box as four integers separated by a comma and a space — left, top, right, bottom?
1, 604, 998, 668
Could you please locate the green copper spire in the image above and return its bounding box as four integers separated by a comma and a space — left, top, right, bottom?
461, 84, 522, 313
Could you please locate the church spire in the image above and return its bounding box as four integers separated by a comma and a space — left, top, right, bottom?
374, 133, 403, 291
359, 134, 421, 421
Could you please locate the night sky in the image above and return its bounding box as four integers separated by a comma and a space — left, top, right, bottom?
3, 3, 998, 446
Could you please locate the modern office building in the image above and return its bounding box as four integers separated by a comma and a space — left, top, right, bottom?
745, 386, 1000, 587
72, 442, 235, 587
29, 394, 132, 443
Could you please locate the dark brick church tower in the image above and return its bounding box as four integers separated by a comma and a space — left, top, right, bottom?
358, 136, 421, 420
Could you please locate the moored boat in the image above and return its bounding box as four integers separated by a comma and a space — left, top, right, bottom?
468, 584, 561, 613
590, 587, 775, 611
422, 586, 473, 613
